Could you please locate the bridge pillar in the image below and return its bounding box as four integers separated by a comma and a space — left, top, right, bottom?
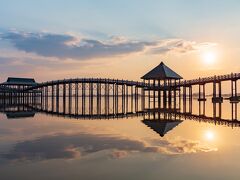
63, 83, 66, 113
135, 85, 138, 112
199, 101, 206, 116
126, 85, 128, 113
90, 82, 93, 115
182, 80, 189, 112
122, 83, 125, 113
189, 86, 192, 113
131, 85, 134, 112
96, 82, 100, 114
45, 86, 48, 110
107, 80, 110, 114
198, 83, 206, 101
141, 86, 145, 111
116, 82, 119, 114
232, 102, 238, 121
52, 84, 55, 111
75, 82, 78, 115
230, 80, 239, 102
69, 83, 72, 114
40, 87, 43, 109
213, 103, 222, 120
212, 81, 223, 103
82, 82, 85, 115
56, 84, 59, 113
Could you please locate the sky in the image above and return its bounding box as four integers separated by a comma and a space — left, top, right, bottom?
0, 0, 240, 82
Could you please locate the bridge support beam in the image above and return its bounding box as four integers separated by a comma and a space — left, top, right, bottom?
52, 84, 55, 111
212, 81, 223, 103
63, 83, 66, 113
75, 82, 78, 115
56, 84, 59, 112
230, 80, 239, 102
198, 83, 206, 101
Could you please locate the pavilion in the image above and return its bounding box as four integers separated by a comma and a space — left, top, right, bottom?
141, 62, 183, 108
3, 77, 37, 86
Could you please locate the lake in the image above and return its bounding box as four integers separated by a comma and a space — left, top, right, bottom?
0, 97, 239, 180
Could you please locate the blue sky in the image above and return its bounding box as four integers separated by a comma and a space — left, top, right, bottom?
1, 0, 240, 39
0, 0, 240, 81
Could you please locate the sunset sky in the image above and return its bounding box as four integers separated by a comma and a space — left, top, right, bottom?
0, 0, 240, 82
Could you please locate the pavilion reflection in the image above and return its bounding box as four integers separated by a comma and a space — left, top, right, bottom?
0, 102, 36, 119
142, 109, 183, 137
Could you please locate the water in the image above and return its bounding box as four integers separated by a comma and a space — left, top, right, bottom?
0, 97, 239, 180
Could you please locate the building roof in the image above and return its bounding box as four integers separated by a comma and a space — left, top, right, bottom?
3, 77, 37, 86
141, 62, 183, 80
142, 120, 183, 137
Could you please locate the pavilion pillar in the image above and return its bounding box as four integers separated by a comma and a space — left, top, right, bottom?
168, 79, 172, 108
174, 79, 176, 109
158, 80, 161, 109
163, 79, 167, 108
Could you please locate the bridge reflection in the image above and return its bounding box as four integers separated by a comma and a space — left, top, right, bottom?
0, 96, 239, 137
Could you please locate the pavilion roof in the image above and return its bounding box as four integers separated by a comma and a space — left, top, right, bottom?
141, 62, 183, 80
2, 77, 37, 86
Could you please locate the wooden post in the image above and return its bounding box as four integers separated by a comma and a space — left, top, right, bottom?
63, 83, 66, 113
56, 83, 59, 112
69, 83, 72, 114
52, 84, 54, 111
75, 82, 78, 115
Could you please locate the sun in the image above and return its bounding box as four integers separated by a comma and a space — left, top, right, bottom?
202, 51, 217, 65
204, 130, 215, 141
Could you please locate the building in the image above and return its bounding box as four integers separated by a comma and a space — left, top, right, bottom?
141, 62, 183, 109
3, 77, 37, 86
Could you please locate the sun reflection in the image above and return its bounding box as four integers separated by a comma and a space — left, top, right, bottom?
204, 130, 215, 141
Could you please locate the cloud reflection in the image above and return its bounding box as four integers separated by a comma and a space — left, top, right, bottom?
2, 133, 218, 161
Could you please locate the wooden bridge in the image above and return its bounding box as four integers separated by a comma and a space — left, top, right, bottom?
0, 62, 239, 111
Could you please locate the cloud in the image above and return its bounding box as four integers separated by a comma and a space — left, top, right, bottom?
0, 30, 217, 60
1, 31, 152, 60
1, 133, 217, 161
147, 39, 217, 54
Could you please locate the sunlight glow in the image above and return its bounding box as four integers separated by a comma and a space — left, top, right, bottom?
202, 51, 217, 65
204, 130, 215, 141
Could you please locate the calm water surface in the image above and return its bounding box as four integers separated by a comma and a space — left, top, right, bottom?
0, 98, 239, 180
